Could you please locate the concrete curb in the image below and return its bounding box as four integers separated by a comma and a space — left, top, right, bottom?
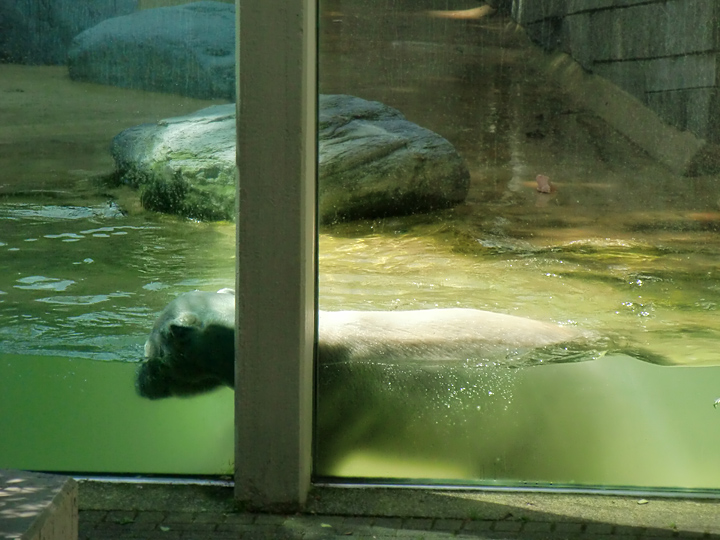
78, 482, 720, 539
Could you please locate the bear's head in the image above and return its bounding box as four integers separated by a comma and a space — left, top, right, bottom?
136, 290, 236, 399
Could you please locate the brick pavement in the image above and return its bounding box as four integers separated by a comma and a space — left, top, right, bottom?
79, 507, 717, 540
77, 482, 720, 540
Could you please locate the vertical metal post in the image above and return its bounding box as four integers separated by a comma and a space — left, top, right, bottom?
235, 0, 317, 511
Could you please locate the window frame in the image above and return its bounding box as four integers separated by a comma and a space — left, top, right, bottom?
234, 0, 318, 510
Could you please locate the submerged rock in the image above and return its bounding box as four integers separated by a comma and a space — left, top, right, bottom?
112, 95, 470, 222
67, 1, 235, 100
0, 0, 137, 64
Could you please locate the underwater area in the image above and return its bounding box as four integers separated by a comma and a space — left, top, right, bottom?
317, 1, 720, 489
2, 0, 720, 489
0, 64, 237, 474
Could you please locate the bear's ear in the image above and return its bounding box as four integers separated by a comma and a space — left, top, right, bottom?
167, 313, 202, 341
172, 312, 202, 328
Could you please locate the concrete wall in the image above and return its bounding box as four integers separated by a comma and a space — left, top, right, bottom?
513, 0, 720, 144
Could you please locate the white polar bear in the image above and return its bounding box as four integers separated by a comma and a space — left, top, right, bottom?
135, 290, 605, 399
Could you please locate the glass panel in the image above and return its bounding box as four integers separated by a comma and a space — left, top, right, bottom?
0, 0, 235, 474
316, 0, 720, 489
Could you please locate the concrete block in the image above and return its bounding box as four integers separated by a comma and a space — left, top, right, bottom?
523, 18, 564, 50
647, 87, 720, 142
663, 0, 717, 55
644, 54, 718, 92
537, 47, 706, 175
592, 60, 648, 103
563, 12, 595, 68
590, 0, 716, 61
511, 0, 564, 24
567, 0, 667, 15
592, 7, 652, 61
0, 470, 78, 540
566, 0, 613, 14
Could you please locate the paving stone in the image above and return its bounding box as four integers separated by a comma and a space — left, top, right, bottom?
555, 522, 585, 534
163, 512, 197, 523
223, 513, 255, 524
523, 521, 554, 533
613, 525, 643, 537
253, 513, 287, 525
217, 523, 280, 535
126, 520, 163, 531
403, 517, 435, 530
192, 512, 228, 523
396, 529, 434, 538
106, 510, 137, 523
586, 523, 614, 535
433, 518, 464, 532
461, 519, 494, 532
133, 511, 167, 523
181, 534, 239, 540
309, 515, 347, 529
94, 522, 137, 533
374, 517, 405, 529
79, 510, 108, 524
267, 529, 318, 539
493, 520, 524, 532
342, 516, 375, 528
173, 521, 218, 531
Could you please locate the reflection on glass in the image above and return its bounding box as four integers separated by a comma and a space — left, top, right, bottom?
316, 0, 720, 489
0, 0, 235, 474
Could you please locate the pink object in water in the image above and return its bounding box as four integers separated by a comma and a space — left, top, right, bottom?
536, 174, 553, 193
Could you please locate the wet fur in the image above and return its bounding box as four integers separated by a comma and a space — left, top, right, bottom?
136, 290, 596, 399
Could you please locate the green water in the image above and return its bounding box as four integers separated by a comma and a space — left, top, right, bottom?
0, 208, 235, 362
0, 206, 236, 474
316, 230, 720, 488
0, 355, 234, 475
317, 354, 720, 489
313, 2, 720, 489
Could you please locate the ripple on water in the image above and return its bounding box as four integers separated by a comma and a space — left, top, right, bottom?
36, 292, 133, 305
143, 282, 170, 291
0, 203, 125, 221
14, 276, 75, 291
44, 233, 85, 241
68, 308, 152, 327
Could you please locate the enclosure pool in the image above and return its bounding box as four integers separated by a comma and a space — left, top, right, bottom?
3, 1, 720, 489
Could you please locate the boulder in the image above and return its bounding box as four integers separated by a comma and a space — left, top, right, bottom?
68, 1, 235, 100
111, 95, 470, 223
0, 0, 137, 64
318, 94, 469, 223
112, 104, 237, 221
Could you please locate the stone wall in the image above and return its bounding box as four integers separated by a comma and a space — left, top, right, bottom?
513, 0, 720, 144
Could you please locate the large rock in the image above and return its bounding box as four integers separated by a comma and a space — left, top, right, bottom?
68, 1, 235, 100
111, 95, 470, 223
113, 104, 237, 221
0, 0, 137, 64
318, 94, 469, 223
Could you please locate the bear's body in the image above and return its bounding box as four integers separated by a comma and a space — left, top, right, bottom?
136, 290, 595, 399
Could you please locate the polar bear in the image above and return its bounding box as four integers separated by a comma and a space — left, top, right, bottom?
135, 289, 605, 399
